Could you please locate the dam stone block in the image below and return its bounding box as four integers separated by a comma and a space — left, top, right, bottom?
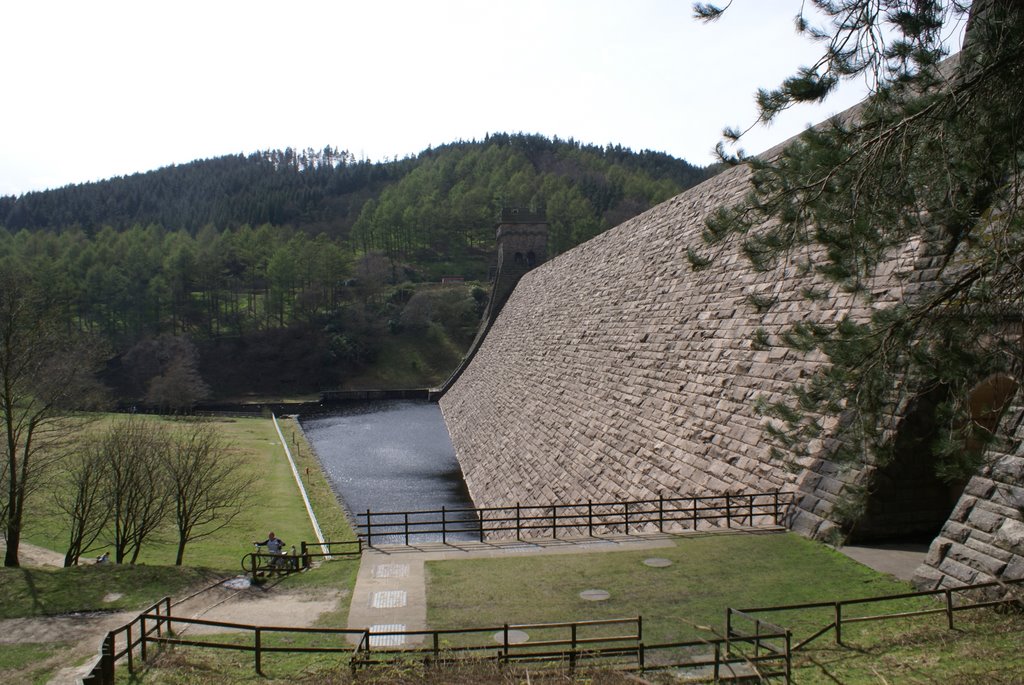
1004, 556, 1024, 581
994, 519, 1024, 553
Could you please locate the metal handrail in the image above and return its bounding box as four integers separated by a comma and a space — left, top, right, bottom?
357, 490, 792, 545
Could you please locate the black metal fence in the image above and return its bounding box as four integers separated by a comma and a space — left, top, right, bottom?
358, 490, 791, 546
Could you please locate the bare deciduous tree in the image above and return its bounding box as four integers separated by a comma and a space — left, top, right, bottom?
54, 445, 109, 567
163, 421, 254, 565
0, 267, 105, 567
102, 416, 171, 564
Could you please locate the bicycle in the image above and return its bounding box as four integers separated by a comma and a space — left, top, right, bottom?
241, 543, 294, 577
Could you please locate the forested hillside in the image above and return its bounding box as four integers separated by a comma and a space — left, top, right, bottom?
0, 134, 711, 401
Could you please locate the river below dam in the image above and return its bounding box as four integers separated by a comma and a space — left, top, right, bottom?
300, 400, 475, 542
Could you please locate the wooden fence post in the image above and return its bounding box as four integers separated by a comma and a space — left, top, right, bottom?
834, 603, 843, 646
588, 500, 594, 537
658, 494, 664, 532
624, 501, 630, 535
255, 627, 262, 675
126, 623, 134, 673
140, 612, 147, 662
366, 509, 373, 547
102, 631, 115, 683
479, 508, 485, 543
441, 506, 447, 544
404, 512, 410, 545
163, 596, 172, 637
945, 589, 954, 630
516, 503, 521, 541
785, 630, 793, 684
692, 497, 698, 529
726, 494, 732, 528
569, 623, 577, 674
551, 506, 557, 539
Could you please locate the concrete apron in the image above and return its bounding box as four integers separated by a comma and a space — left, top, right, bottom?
345, 531, 688, 646
837, 542, 930, 581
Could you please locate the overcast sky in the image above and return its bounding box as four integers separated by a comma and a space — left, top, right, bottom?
0, 1, 966, 198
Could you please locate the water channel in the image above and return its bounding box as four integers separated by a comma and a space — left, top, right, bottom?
301, 400, 475, 542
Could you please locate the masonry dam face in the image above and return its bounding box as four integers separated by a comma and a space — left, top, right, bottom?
439, 163, 1024, 590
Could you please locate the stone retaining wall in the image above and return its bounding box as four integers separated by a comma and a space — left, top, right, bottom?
914, 406, 1024, 588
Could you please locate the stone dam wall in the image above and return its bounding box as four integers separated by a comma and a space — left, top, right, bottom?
439, 162, 1024, 588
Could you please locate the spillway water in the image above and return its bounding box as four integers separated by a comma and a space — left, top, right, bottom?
301, 400, 475, 542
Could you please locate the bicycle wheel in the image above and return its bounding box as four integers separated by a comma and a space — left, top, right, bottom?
241, 552, 264, 574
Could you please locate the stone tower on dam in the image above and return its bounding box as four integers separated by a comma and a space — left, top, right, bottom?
439, 138, 1024, 590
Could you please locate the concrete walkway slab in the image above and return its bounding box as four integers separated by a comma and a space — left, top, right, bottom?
837, 542, 929, 581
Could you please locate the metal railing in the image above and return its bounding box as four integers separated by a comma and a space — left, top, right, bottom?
359, 490, 791, 546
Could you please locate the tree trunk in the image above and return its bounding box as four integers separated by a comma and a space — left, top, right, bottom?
4, 521, 19, 567
175, 536, 186, 566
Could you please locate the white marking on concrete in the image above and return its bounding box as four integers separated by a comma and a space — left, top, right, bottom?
371, 590, 408, 609
373, 563, 410, 579
369, 624, 407, 647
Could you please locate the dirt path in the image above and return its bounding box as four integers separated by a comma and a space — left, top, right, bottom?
0, 558, 346, 685
0, 539, 66, 567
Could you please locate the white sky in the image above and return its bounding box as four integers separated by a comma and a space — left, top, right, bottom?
0, 1, 965, 198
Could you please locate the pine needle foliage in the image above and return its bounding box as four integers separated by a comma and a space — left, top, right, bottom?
693, 1, 1024, 480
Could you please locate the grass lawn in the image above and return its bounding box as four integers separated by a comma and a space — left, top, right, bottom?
790, 609, 1024, 683
424, 531, 1024, 681
2, 412, 361, 685
23, 414, 336, 570
0, 564, 224, 618
426, 532, 917, 646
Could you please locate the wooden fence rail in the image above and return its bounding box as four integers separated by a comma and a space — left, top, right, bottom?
81, 597, 172, 685
80, 559, 1022, 683
351, 616, 643, 672
358, 491, 792, 546
297, 539, 363, 567
640, 630, 792, 682
728, 576, 1024, 651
